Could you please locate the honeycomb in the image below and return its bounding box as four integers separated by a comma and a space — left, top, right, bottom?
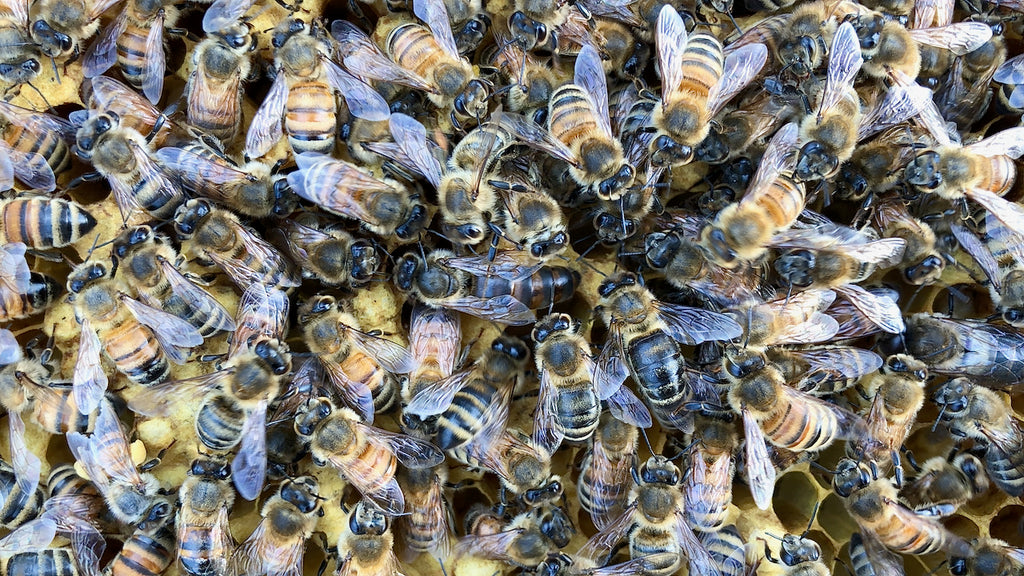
2, 0, 1024, 575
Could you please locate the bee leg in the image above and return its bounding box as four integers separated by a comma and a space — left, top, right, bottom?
901, 447, 923, 473
140, 440, 177, 471
66, 171, 104, 189
892, 449, 904, 488
914, 503, 956, 517
762, 539, 778, 564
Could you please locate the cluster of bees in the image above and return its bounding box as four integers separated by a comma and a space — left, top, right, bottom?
2, 0, 1024, 572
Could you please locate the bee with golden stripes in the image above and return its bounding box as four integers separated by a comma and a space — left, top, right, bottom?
698, 526, 747, 576
281, 220, 380, 289
298, 294, 413, 423
129, 337, 291, 500
175, 456, 235, 576
0, 0, 41, 87
229, 476, 322, 576
68, 260, 203, 413
73, 112, 184, 222
0, 338, 45, 529
0, 242, 60, 322
0, 101, 75, 191
899, 450, 989, 515
173, 199, 300, 291
336, 500, 403, 576
111, 225, 236, 339
245, 17, 388, 159
82, 76, 177, 148
287, 152, 427, 243
66, 400, 163, 526
156, 143, 295, 220
384, 0, 490, 128
46, 463, 116, 535
722, 346, 865, 510
184, 22, 256, 145
394, 249, 580, 327
395, 464, 451, 561
402, 304, 460, 438
329, 19, 435, 97
80, 0, 178, 104
295, 397, 443, 515
578, 413, 637, 531
0, 197, 96, 250
105, 497, 176, 576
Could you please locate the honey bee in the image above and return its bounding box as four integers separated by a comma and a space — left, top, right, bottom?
229, 476, 322, 576
722, 346, 865, 509
699, 526, 748, 576
384, 0, 491, 127
932, 377, 1024, 497
329, 19, 435, 96
111, 225, 236, 338
294, 397, 444, 515
336, 500, 402, 576
74, 112, 184, 222
25, 0, 116, 67
245, 17, 387, 159
0, 0, 41, 87
539, 551, 683, 576
183, 23, 256, 144
455, 506, 562, 570
728, 289, 840, 347
229, 283, 290, 362
286, 152, 427, 242
857, 16, 992, 81
175, 455, 235, 576
0, 101, 76, 191
761, 524, 829, 576
106, 496, 176, 576
393, 249, 580, 326
68, 261, 203, 411
595, 271, 743, 431
82, 76, 177, 147
485, 25, 561, 117
79, 0, 179, 104
993, 52, 1024, 113
872, 195, 946, 286
934, 21, 1005, 130
899, 450, 989, 515
0, 197, 96, 249
173, 199, 300, 291
883, 314, 1024, 389
766, 344, 882, 396
280, 220, 379, 288
697, 122, 804, 268
950, 211, 1024, 328
683, 408, 737, 535
401, 304, 460, 438
0, 379, 44, 529
832, 458, 972, 558
66, 400, 163, 526
578, 413, 637, 531
298, 294, 413, 422
948, 537, 1024, 576
0, 242, 60, 322
395, 465, 451, 561
155, 143, 296, 219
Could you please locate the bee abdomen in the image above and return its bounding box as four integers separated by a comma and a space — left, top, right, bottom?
101, 322, 169, 385
285, 81, 338, 155
0, 462, 44, 528
548, 85, 601, 146
677, 33, 724, 97
109, 525, 176, 576
1, 549, 78, 576
436, 381, 496, 450
196, 395, 244, 451
556, 386, 600, 443
983, 447, 1024, 496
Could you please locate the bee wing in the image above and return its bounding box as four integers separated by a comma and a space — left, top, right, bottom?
912, 0, 953, 28
586, 554, 682, 576
748, 122, 798, 193
0, 101, 76, 141
82, 9, 129, 79
592, 339, 629, 401
0, 0, 29, 24
208, 230, 299, 290
127, 369, 230, 417
656, 4, 688, 108
320, 361, 376, 423
0, 328, 20, 365
331, 20, 433, 92
655, 301, 744, 345
180, 505, 234, 575
850, 532, 904, 576
8, 411, 40, 498
412, 0, 458, 59
232, 399, 268, 501
742, 408, 775, 511
684, 454, 731, 530
202, 0, 255, 33
965, 126, 1024, 159
576, 502, 638, 566
0, 152, 12, 190
984, 211, 1024, 268
787, 347, 883, 393
605, 384, 653, 428
230, 519, 304, 576
440, 251, 543, 281
492, 111, 580, 167
443, 295, 537, 326
289, 153, 388, 222
245, 71, 288, 159
404, 368, 475, 417
575, 44, 612, 138
334, 462, 407, 516
586, 442, 634, 531
890, 69, 957, 147
127, 139, 182, 210
410, 304, 461, 377
0, 142, 56, 192
817, 22, 862, 119
994, 53, 1024, 84
708, 43, 767, 118
160, 258, 236, 333
73, 319, 107, 416
121, 294, 204, 363
231, 284, 289, 358
324, 59, 390, 122
389, 113, 443, 188
0, 516, 57, 553
155, 146, 251, 187
832, 284, 904, 335
950, 222, 1000, 287
346, 327, 416, 374
141, 12, 166, 104
857, 84, 931, 142
0, 242, 30, 293
361, 423, 445, 468
532, 367, 565, 455
965, 188, 1024, 239
85, 401, 145, 487
455, 529, 527, 562
283, 221, 329, 261
909, 22, 992, 56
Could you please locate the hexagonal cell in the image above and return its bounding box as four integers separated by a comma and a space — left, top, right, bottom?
772, 472, 819, 534
904, 424, 957, 463
963, 481, 1009, 518
807, 530, 836, 567
818, 493, 857, 544
990, 505, 1024, 547
942, 514, 980, 541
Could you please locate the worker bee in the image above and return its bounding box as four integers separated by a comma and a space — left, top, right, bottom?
330, 19, 435, 96
401, 304, 460, 438
722, 346, 865, 509
727, 289, 840, 347
856, 15, 992, 81
68, 260, 203, 412
872, 195, 946, 285
245, 17, 388, 159
173, 199, 300, 291
111, 225, 236, 338
933, 20, 1005, 130
26, 0, 116, 67
950, 211, 1024, 328
155, 143, 296, 219
174, 455, 235, 576
455, 506, 562, 570
184, 22, 257, 145
0, 242, 60, 322
66, 400, 163, 526
595, 271, 742, 431
698, 526, 748, 576
948, 537, 1024, 576
281, 220, 379, 288
729, 2, 827, 78
485, 25, 561, 117
0, 101, 75, 191
832, 458, 972, 558
286, 152, 427, 242
761, 521, 829, 576
229, 476, 322, 576
449, 428, 564, 507
393, 249, 580, 327
385, 0, 491, 128
881, 314, 1024, 389
80, 0, 180, 104
683, 408, 737, 534
765, 344, 882, 396
532, 312, 650, 453
336, 500, 403, 576
537, 551, 682, 576
106, 496, 176, 576
698, 122, 804, 268
73, 112, 185, 222
578, 413, 637, 531
932, 377, 1024, 497
0, 384, 44, 529
0, 0, 41, 87
298, 294, 413, 422
395, 465, 452, 561
294, 397, 444, 515
81, 76, 177, 147
899, 450, 989, 515
0, 197, 96, 249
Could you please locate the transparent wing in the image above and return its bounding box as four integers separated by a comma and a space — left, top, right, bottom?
289, 153, 390, 222
708, 43, 766, 117
141, 12, 166, 104
0, 516, 56, 553
245, 71, 288, 158
389, 113, 443, 188
592, 339, 629, 401
0, 152, 12, 190
8, 411, 40, 498
588, 554, 682, 576
127, 369, 230, 417
207, 228, 298, 290
232, 399, 267, 501
0, 328, 20, 365
0, 0, 29, 25
994, 53, 1024, 84
965, 126, 1024, 159
413, 0, 458, 58
92, 400, 146, 486
656, 302, 744, 345
361, 423, 445, 468
321, 360, 376, 423
576, 503, 637, 566
912, 0, 953, 28
743, 408, 775, 511
128, 140, 182, 211
409, 304, 460, 378
1, 143, 57, 191
675, 512, 722, 576
784, 347, 883, 392
231, 520, 304, 576
574, 44, 612, 138
231, 284, 289, 358
850, 531, 904, 576
202, 0, 255, 33
833, 284, 905, 335
985, 211, 1024, 268
950, 222, 1000, 288
73, 319, 107, 416
908, 22, 991, 55
966, 187, 1024, 239
684, 455, 730, 531
155, 146, 251, 187
331, 20, 433, 91
346, 326, 416, 374
404, 368, 474, 417
532, 367, 565, 455
657, 4, 688, 107
748, 122, 798, 193
857, 84, 930, 142
818, 22, 863, 120
442, 295, 537, 325
82, 9, 128, 78
0, 242, 30, 293
161, 258, 236, 333
121, 294, 203, 363
440, 251, 542, 281
325, 59, 390, 122
492, 112, 580, 167
0, 101, 76, 140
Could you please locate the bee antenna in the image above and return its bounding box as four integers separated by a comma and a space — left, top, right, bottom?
437, 558, 450, 576
50, 56, 61, 85
803, 500, 820, 537
764, 532, 784, 541
809, 461, 837, 475
24, 82, 55, 114
639, 426, 655, 457
932, 404, 947, 432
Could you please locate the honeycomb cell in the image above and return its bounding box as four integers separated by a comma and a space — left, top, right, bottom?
807, 529, 835, 567
818, 494, 857, 544
990, 505, 1024, 547
773, 471, 819, 534
963, 481, 1009, 518
942, 514, 980, 540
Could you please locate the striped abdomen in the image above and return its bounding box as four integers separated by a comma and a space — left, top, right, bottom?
758, 389, 840, 451
0, 198, 96, 249
435, 377, 500, 450
338, 351, 398, 415
0, 461, 44, 529
1, 123, 71, 177
284, 80, 337, 155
